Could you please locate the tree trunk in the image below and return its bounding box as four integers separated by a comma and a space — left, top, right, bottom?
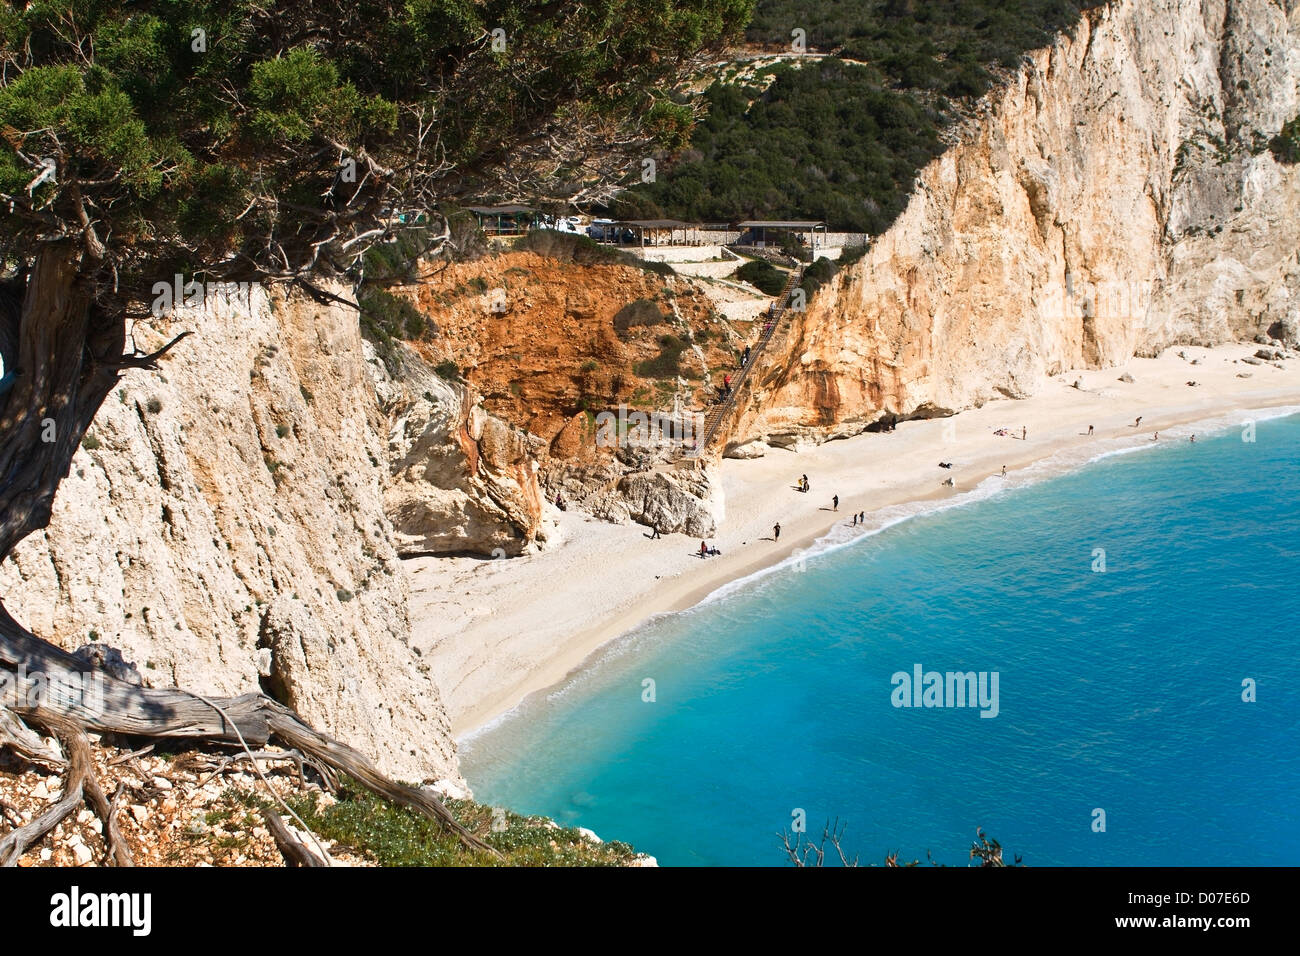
0, 244, 494, 859
0, 242, 120, 558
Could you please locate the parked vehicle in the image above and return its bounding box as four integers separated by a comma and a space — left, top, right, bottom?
538, 215, 582, 234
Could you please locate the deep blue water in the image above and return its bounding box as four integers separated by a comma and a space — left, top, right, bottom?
461, 413, 1300, 866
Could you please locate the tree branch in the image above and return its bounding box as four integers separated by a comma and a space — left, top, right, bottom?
105, 330, 193, 371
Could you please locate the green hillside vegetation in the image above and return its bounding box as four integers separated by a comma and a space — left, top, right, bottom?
748, 0, 1102, 95
622, 0, 1104, 233
624, 60, 943, 233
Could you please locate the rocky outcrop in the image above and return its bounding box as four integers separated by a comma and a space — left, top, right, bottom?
732, 0, 1300, 442
592, 466, 723, 537
0, 285, 461, 785
375, 352, 550, 556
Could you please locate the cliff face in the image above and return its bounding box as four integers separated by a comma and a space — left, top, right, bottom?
0, 287, 462, 785
375, 351, 552, 557
734, 0, 1300, 443
412, 251, 730, 448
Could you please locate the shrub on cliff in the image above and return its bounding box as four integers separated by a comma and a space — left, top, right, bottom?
798, 254, 839, 296
1270, 116, 1300, 165
284, 781, 639, 867
635, 334, 689, 379
738, 259, 788, 296
613, 299, 668, 338
358, 287, 436, 373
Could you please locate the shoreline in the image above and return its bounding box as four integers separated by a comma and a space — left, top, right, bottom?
405, 343, 1300, 743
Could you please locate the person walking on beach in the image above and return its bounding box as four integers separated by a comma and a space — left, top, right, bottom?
773, 522, 781, 542
851, 513, 857, 526
832, 494, 838, 511
801, 474, 809, 493
1134, 416, 1142, 428
1087, 424, 1094, 436
858, 511, 864, 524
1022, 426, 1027, 441
1001, 465, 1007, 478
1152, 431, 1159, 441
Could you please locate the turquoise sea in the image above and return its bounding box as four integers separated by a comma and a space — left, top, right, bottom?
461, 411, 1300, 866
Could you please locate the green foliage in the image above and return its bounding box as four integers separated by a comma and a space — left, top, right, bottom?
738, 259, 787, 295
626, 1, 1102, 232
285, 781, 638, 866
747, 1, 1099, 92
434, 359, 461, 382
358, 288, 435, 350
793, 244, 871, 303
363, 222, 454, 283
248, 48, 394, 144
628, 59, 944, 233
838, 243, 870, 268
1269, 115, 1300, 165
357, 286, 434, 374
638, 258, 676, 277
0, 0, 748, 301
613, 298, 667, 337
799, 253, 838, 295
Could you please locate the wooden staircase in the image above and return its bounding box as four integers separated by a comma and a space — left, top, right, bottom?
688, 265, 804, 458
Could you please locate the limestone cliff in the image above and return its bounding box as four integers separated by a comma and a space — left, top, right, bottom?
0, 286, 462, 785
374, 349, 552, 557
730, 0, 1300, 446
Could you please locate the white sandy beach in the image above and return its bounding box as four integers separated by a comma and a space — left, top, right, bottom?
407, 342, 1300, 738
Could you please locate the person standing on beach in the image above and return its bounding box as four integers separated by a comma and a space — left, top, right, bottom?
832, 494, 839, 511
773, 522, 781, 541
1134, 416, 1142, 428
1022, 426, 1027, 441
858, 511, 864, 524
650, 524, 661, 539
1001, 465, 1007, 477
1087, 424, 1094, 436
